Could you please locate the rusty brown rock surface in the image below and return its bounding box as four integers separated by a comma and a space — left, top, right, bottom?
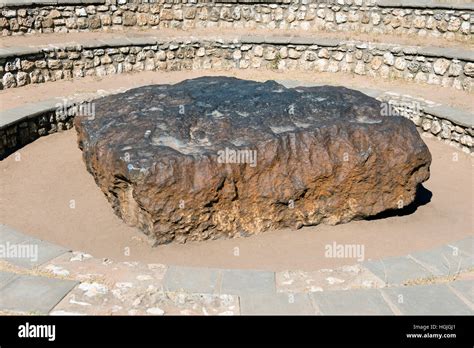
75, 77, 431, 245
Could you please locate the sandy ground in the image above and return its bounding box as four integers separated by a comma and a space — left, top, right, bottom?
1, 69, 473, 113
0, 128, 472, 271
1, 28, 472, 49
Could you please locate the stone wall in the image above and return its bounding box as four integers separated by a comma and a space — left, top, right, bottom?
1, 36, 473, 91
0, 0, 472, 40
377, 93, 473, 154
0, 107, 74, 159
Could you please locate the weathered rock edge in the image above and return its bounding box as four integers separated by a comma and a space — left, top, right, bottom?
75, 76, 431, 244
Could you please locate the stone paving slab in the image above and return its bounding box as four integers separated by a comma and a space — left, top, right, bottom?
32, 0, 58, 4
57, 0, 84, 4
276, 264, 385, 293
264, 35, 292, 45
52, 282, 240, 315
424, 105, 474, 128
79, 39, 109, 50
0, 273, 78, 314
40, 251, 167, 287
0, 46, 42, 59
310, 38, 342, 47
448, 237, 473, 257
0, 0, 34, 7
449, 280, 473, 306
311, 289, 394, 315
124, 36, 159, 47
80, 0, 105, 4
382, 283, 473, 315
239, 293, 315, 315
40, 252, 240, 315
419, 46, 474, 63
288, 36, 320, 46
0, 271, 18, 288
5, 239, 69, 269
409, 245, 473, 277
220, 269, 275, 296
0, 224, 69, 269
240, 35, 266, 44
96, 37, 134, 49
0, 224, 31, 244
163, 266, 220, 294
0, 99, 58, 128
362, 256, 433, 285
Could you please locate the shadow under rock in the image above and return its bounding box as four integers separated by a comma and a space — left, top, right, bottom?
367, 184, 432, 220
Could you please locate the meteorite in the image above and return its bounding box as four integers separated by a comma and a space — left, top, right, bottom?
75, 77, 431, 244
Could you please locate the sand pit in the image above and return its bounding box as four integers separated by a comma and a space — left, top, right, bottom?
0, 127, 472, 271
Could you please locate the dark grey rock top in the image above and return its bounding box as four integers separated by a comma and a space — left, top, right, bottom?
76, 76, 395, 170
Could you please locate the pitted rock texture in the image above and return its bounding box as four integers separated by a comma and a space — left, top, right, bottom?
75, 77, 431, 244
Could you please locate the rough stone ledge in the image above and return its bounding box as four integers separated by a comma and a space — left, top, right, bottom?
0, 0, 105, 7
377, 0, 474, 11
424, 105, 473, 128
0, 98, 58, 128
124, 36, 161, 47
418, 47, 474, 63
0, 46, 42, 59
2, 38, 470, 92
1, 35, 473, 62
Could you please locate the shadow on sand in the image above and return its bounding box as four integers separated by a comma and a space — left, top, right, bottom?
367, 184, 433, 220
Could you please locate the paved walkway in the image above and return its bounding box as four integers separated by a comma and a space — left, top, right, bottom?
0, 224, 472, 315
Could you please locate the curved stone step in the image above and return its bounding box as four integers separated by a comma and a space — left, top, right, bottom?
0, 32, 472, 94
